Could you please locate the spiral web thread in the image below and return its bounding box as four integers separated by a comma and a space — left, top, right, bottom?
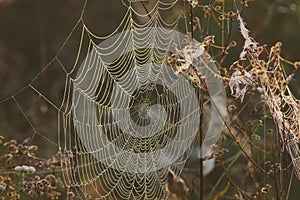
1, 0, 299, 199
0, 0, 225, 199
58, 0, 204, 199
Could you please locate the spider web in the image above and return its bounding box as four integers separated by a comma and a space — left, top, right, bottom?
2, 0, 300, 199
0, 0, 226, 199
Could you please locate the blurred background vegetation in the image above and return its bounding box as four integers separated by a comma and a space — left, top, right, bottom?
0, 0, 300, 199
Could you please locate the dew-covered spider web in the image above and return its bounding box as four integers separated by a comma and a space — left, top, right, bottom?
0, 0, 226, 199
58, 0, 226, 198
1, 0, 300, 199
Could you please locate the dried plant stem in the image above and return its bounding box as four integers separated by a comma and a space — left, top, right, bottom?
199, 90, 204, 200
141, 1, 152, 20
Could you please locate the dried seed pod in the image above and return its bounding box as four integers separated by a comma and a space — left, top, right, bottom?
228, 11, 236, 17
294, 61, 300, 70
219, 15, 226, 21
229, 41, 237, 47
